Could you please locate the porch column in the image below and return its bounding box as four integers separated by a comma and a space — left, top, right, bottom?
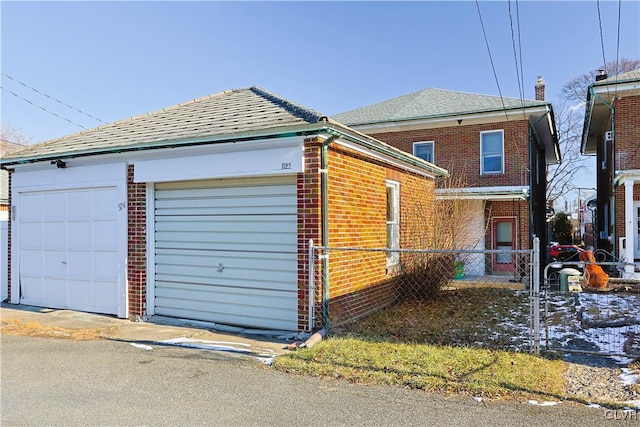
624, 179, 635, 275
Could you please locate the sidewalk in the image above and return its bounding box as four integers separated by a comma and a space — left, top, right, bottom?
0, 303, 297, 360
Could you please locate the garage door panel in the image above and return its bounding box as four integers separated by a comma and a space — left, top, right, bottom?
21, 193, 43, 220
20, 277, 44, 303
21, 250, 43, 275
68, 222, 92, 247
155, 216, 296, 234
43, 222, 67, 248
94, 252, 118, 279
67, 251, 93, 277
156, 263, 297, 284
156, 230, 296, 246
155, 240, 295, 253
21, 223, 43, 247
156, 252, 297, 272
19, 186, 120, 316
44, 278, 67, 306
67, 191, 92, 219
43, 193, 67, 219
155, 296, 296, 322
43, 250, 67, 276
156, 285, 296, 308
154, 177, 298, 330
94, 220, 118, 247
92, 188, 118, 216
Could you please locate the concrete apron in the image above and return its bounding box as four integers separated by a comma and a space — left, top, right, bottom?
0, 303, 299, 363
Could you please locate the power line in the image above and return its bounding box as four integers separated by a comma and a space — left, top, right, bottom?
1, 73, 106, 124
0, 85, 86, 129
508, 0, 526, 120
475, 0, 509, 121
596, 0, 608, 71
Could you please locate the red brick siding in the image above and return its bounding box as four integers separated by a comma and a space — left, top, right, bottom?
127, 165, 147, 319
322, 142, 435, 326
371, 120, 531, 189
613, 94, 640, 245
298, 137, 323, 330
5, 170, 12, 301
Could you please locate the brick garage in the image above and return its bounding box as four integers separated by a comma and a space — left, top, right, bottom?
1, 87, 446, 332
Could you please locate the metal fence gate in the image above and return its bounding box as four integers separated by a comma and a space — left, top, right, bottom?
309, 238, 540, 354
542, 255, 640, 360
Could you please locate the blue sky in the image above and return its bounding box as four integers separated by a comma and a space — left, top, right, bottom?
1, 0, 639, 147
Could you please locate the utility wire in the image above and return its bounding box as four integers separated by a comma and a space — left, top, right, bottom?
475, 0, 509, 121
596, 0, 608, 72
1, 73, 106, 124
508, 0, 526, 120
0, 86, 86, 129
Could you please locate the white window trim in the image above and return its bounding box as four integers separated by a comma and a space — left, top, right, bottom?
480, 130, 505, 175
386, 180, 400, 266
413, 141, 435, 164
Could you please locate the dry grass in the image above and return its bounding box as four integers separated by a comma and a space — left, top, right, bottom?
0, 317, 112, 340
338, 288, 531, 350
273, 337, 567, 401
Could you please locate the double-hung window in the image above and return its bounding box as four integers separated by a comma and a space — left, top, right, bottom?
386, 180, 400, 266
480, 130, 504, 174
413, 141, 434, 163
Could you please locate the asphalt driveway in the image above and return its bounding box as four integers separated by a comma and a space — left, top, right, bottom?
1, 335, 625, 427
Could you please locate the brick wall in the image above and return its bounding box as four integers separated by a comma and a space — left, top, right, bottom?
321, 141, 436, 326
371, 120, 531, 188
5, 170, 11, 301
298, 137, 323, 330
127, 165, 147, 319
613, 94, 640, 251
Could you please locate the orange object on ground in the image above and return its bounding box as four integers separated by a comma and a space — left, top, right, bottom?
579, 249, 609, 289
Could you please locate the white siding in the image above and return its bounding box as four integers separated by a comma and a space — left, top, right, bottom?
153, 176, 298, 330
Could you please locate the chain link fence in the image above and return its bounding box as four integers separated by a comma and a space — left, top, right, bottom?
542, 256, 640, 359
310, 243, 537, 353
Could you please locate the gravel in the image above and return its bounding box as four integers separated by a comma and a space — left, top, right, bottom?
563, 361, 639, 404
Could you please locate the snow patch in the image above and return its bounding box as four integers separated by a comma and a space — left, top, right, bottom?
130, 343, 153, 351
619, 368, 639, 386
527, 400, 558, 406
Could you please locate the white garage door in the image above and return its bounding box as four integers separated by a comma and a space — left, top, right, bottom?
154, 176, 298, 330
19, 187, 120, 315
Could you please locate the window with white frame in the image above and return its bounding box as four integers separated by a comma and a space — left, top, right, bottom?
480, 130, 504, 174
386, 180, 400, 266
413, 141, 434, 163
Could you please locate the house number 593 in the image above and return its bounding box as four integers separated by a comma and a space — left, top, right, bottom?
281, 162, 292, 170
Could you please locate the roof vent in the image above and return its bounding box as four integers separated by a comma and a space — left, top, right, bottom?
595, 69, 608, 81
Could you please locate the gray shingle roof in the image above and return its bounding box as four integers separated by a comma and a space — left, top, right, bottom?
1, 86, 326, 163
595, 69, 640, 84
332, 87, 548, 126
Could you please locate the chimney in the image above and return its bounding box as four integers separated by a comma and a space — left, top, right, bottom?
595, 69, 608, 81
535, 76, 545, 101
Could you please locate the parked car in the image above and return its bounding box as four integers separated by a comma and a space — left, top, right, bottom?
549, 244, 584, 261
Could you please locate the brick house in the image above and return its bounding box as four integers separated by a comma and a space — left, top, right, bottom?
581, 69, 640, 274
0, 86, 446, 331
333, 80, 560, 277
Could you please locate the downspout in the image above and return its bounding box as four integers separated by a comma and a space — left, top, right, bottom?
592, 87, 616, 258
319, 135, 338, 331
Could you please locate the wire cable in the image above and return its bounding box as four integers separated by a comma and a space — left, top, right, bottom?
596, 0, 608, 71
1, 73, 106, 124
475, 0, 509, 121
0, 86, 86, 129
508, 0, 526, 120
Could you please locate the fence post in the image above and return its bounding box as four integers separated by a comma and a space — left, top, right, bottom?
308, 239, 315, 332
532, 237, 540, 356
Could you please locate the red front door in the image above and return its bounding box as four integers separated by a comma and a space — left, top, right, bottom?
492, 218, 515, 272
